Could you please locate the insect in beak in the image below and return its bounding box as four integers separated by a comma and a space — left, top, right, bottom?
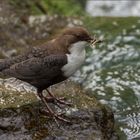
89, 36, 103, 47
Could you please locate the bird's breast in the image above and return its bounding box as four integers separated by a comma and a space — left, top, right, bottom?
61, 49, 86, 77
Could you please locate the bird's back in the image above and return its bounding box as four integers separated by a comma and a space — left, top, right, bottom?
0, 42, 55, 72
0, 44, 68, 90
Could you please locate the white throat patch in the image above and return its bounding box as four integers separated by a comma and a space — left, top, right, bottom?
62, 41, 86, 77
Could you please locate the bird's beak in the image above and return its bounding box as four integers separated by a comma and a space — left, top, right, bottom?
88, 36, 102, 47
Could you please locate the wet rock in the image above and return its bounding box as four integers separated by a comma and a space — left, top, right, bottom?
0, 78, 118, 140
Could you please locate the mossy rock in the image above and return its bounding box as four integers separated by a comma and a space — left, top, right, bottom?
0, 79, 118, 140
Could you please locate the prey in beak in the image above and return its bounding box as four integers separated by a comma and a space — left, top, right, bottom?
88, 36, 103, 47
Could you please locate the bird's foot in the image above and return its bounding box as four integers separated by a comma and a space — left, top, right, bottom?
53, 113, 71, 125
41, 109, 70, 125
44, 96, 72, 107
38, 91, 71, 126
46, 89, 72, 107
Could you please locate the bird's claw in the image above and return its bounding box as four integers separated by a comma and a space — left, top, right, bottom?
38, 91, 72, 125
44, 96, 72, 107
40, 108, 71, 126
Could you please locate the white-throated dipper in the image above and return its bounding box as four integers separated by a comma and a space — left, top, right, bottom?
0, 27, 101, 123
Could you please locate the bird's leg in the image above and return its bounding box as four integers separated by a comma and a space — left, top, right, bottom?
46, 89, 72, 106
37, 91, 70, 125
42, 95, 64, 109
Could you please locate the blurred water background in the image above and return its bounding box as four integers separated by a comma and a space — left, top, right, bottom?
73, 1, 140, 139
86, 0, 140, 17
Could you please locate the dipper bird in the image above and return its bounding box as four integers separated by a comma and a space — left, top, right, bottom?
0, 27, 101, 123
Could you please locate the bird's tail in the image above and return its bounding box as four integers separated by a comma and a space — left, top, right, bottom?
0, 59, 8, 71
0, 57, 17, 73
0, 58, 18, 78
0, 53, 26, 72
0, 58, 10, 77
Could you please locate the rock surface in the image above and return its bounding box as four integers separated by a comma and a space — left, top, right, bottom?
0, 78, 118, 140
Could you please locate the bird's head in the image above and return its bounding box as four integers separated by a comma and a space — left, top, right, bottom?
60, 27, 102, 51
49, 27, 102, 54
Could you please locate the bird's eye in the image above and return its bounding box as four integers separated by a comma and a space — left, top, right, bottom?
76, 34, 81, 38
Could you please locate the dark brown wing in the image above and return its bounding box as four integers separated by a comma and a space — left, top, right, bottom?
3, 54, 67, 81
0, 47, 50, 72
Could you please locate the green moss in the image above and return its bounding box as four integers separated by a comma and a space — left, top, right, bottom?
0, 85, 37, 108
10, 0, 84, 16
42, 0, 84, 16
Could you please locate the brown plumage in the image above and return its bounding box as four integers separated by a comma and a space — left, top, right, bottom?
0, 27, 100, 123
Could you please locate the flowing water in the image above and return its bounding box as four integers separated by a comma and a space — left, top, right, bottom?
73, 18, 140, 139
